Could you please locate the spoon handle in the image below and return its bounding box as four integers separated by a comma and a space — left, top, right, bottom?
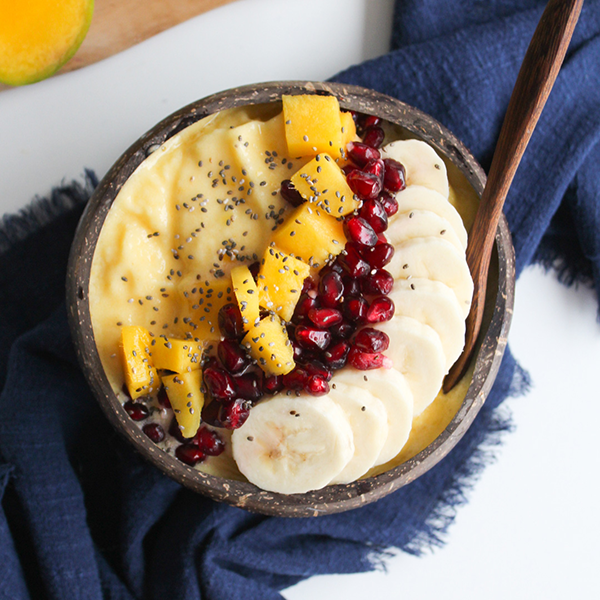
444, 0, 584, 392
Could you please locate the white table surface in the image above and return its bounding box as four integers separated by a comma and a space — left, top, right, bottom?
1, 1, 599, 598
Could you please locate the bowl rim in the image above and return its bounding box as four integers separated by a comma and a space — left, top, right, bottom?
66, 80, 515, 517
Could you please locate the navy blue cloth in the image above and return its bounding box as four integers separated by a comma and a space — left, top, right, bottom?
1, 1, 599, 598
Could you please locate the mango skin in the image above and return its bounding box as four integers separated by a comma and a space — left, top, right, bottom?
0, 0, 94, 86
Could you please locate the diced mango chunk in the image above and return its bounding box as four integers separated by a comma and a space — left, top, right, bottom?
257, 246, 310, 321
243, 314, 295, 376
282, 94, 343, 159
151, 336, 203, 373
162, 370, 204, 439
271, 203, 347, 269
231, 265, 260, 330
120, 326, 159, 399
191, 278, 234, 340
340, 111, 357, 149
291, 153, 359, 217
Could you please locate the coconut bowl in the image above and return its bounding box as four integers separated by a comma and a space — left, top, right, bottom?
66, 81, 514, 517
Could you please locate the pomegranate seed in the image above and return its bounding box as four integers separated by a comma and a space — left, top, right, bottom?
323, 340, 351, 370
283, 367, 310, 390
353, 328, 390, 353
194, 427, 225, 456
343, 295, 369, 323
362, 125, 385, 148
361, 269, 394, 295
176, 443, 206, 466
318, 271, 344, 308
263, 374, 284, 395
383, 159, 406, 192
342, 164, 357, 177
359, 198, 388, 234
346, 142, 380, 167
308, 307, 343, 328
203, 366, 236, 400
218, 303, 244, 339
337, 243, 370, 278
366, 296, 395, 323
169, 416, 190, 442
348, 346, 392, 370
291, 339, 304, 361
294, 325, 332, 351
362, 115, 381, 129
124, 400, 149, 421
217, 398, 252, 429
330, 320, 355, 340
346, 170, 382, 200
301, 276, 317, 293
341, 274, 361, 296
344, 217, 378, 248
305, 375, 330, 396
234, 372, 264, 402
280, 179, 304, 206
247, 262, 260, 281
365, 242, 395, 269
363, 159, 384, 180
218, 339, 250, 374
379, 191, 399, 217
300, 358, 333, 382
293, 293, 318, 323
157, 387, 171, 408
143, 423, 165, 443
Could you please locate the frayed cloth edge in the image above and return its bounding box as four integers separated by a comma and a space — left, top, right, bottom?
0, 170, 97, 257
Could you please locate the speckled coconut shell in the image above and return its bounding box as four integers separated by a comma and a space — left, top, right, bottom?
66, 81, 515, 517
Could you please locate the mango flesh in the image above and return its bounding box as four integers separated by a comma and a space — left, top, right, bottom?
162, 370, 203, 439
120, 326, 159, 400
231, 265, 260, 330
150, 336, 203, 374
271, 203, 347, 269
243, 315, 295, 376
257, 246, 310, 322
0, 0, 94, 86
291, 153, 359, 217
282, 94, 343, 159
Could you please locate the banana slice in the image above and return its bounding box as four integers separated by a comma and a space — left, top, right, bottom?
231, 394, 354, 494
389, 279, 465, 371
326, 382, 388, 484
373, 316, 446, 416
333, 367, 414, 466
387, 236, 473, 317
381, 139, 449, 198
385, 209, 464, 253
392, 185, 468, 250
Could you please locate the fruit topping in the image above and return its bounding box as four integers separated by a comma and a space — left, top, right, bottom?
360, 269, 394, 296
161, 369, 204, 438
217, 339, 250, 374
151, 336, 203, 374
280, 179, 305, 206
218, 302, 244, 339
120, 326, 159, 400
175, 443, 206, 466
290, 153, 359, 216
346, 142, 380, 167
344, 216, 378, 248
318, 270, 344, 308
362, 125, 385, 149
142, 423, 165, 443
231, 265, 260, 330
124, 400, 149, 421
203, 366, 236, 401
352, 328, 390, 353
257, 245, 310, 322
271, 203, 347, 269
359, 198, 388, 234
282, 94, 344, 158
294, 325, 332, 351
194, 427, 225, 456
366, 296, 395, 323
346, 170, 382, 200
382, 158, 406, 192
243, 314, 295, 376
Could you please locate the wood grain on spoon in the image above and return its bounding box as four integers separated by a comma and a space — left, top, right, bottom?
443, 0, 584, 392
0, 0, 237, 92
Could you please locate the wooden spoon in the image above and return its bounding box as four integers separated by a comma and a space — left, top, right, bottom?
443, 0, 584, 392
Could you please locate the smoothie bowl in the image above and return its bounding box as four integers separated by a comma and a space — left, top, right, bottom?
67, 81, 514, 517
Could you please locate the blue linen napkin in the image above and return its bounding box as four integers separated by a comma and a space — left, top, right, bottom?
1, 1, 599, 598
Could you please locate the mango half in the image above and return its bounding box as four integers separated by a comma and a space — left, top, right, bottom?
0, 0, 94, 86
